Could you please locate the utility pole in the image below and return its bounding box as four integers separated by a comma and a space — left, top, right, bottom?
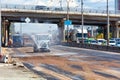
59, 0, 62, 10
81, 0, 84, 44
20, 23, 22, 34
0, 0, 1, 54
66, 0, 70, 42
107, 0, 109, 46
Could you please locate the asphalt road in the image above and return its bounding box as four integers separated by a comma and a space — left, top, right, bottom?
9, 45, 120, 80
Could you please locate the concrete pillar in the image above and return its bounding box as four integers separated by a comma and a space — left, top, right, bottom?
110, 23, 115, 38
116, 24, 119, 38
57, 19, 65, 42
2, 19, 10, 47
91, 26, 94, 37
102, 25, 107, 39
115, 21, 120, 38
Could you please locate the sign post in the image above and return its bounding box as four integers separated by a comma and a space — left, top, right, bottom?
64, 20, 72, 42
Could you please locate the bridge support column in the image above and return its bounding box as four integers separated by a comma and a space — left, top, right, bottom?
117, 28, 120, 38
57, 19, 65, 42
116, 22, 120, 38
103, 25, 107, 39
2, 19, 10, 47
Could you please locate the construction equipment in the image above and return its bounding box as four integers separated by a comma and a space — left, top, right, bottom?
11, 34, 24, 47
31, 34, 51, 52
70, 28, 88, 43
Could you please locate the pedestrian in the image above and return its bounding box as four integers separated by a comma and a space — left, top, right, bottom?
8, 38, 13, 48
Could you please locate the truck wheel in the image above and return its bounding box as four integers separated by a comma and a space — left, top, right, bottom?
34, 48, 38, 52
34, 50, 38, 52
47, 50, 50, 52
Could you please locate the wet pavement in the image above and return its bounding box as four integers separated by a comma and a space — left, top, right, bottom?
3, 45, 120, 80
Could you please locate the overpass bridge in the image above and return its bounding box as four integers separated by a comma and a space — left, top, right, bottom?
1, 4, 120, 46
1, 4, 120, 25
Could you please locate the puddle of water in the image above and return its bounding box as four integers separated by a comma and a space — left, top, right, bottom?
23, 63, 59, 80
68, 58, 85, 62
93, 70, 120, 79
52, 52, 78, 56
70, 65, 83, 71
12, 54, 31, 58
110, 67, 120, 71
23, 62, 34, 69
40, 64, 84, 80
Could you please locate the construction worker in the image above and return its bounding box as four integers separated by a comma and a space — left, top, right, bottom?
8, 38, 13, 48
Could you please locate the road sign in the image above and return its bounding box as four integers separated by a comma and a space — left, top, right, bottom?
25, 17, 31, 23
64, 20, 72, 25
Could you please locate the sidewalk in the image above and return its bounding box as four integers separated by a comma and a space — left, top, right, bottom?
0, 48, 45, 80
0, 63, 45, 80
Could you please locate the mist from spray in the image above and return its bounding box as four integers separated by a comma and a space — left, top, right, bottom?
12, 23, 63, 47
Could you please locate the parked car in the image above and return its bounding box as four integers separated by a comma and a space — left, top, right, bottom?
115, 38, 120, 42
110, 38, 120, 43
109, 40, 116, 46
97, 39, 106, 45
116, 41, 120, 47
90, 40, 97, 44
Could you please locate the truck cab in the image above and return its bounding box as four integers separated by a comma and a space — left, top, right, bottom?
71, 28, 88, 43
31, 34, 51, 52
11, 34, 24, 47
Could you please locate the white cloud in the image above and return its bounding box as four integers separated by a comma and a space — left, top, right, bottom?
89, 0, 113, 3
46, 0, 78, 7
1, 0, 46, 5
1, 0, 115, 10
1, 0, 24, 4
24, 0, 46, 6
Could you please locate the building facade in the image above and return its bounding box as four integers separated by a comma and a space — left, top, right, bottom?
115, 0, 120, 10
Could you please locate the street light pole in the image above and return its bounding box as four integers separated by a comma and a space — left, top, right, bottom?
81, 0, 84, 44
20, 23, 22, 34
0, 0, 1, 54
107, 0, 109, 46
67, 0, 69, 42
59, 0, 62, 10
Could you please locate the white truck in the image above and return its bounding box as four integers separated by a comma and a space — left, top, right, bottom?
31, 34, 51, 52
11, 34, 24, 47
71, 28, 88, 43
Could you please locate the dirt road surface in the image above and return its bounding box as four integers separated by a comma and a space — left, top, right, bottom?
8, 45, 120, 80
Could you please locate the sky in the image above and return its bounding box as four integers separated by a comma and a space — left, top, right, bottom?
1, 0, 115, 10
14, 23, 58, 34
1, 0, 116, 34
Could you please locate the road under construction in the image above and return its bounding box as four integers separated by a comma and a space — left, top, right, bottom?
1, 4, 120, 80
1, 45, 120, 80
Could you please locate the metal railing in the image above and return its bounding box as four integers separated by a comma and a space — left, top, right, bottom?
1, 4, 120, 15
62, 42, 120, 53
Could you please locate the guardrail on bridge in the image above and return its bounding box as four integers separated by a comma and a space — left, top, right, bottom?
1, 4, 120, 15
